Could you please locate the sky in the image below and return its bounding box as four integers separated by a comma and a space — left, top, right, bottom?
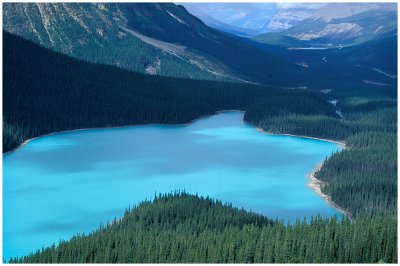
182, 3, 278, 30
182, 3, 325, 28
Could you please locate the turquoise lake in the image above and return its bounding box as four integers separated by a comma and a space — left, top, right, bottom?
3, 111, 342, 259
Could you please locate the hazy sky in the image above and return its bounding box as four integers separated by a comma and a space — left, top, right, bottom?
181, 3, 327, 30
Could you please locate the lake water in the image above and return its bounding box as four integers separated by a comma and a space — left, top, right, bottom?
3, 111, 342, 260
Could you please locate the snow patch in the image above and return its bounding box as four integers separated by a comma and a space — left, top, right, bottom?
166, 10, 188, 26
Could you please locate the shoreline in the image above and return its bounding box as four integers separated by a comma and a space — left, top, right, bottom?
307, 163, 351, 219
254, 126, 349, 218
4, 110, 351, 218
256, 129, 346, 148
3, 110, 245, 155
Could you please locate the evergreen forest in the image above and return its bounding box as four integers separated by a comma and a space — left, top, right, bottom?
12, 193, 397, 263
3, 28, 397, 263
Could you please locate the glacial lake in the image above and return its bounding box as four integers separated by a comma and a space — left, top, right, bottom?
3, 111, 342, 259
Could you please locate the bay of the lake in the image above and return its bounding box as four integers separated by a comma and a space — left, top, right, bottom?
3, 111, 342, 259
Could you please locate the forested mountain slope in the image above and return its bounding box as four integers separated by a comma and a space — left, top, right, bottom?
247, 34, 397, 88
4, 30, 397, 219
2, 3, 232, 81
12, 193, 397, 263
245, 95, 397, 218
3, 31, 337, 153
116, 3, 311, 86
315, 99, 397, 217
252, 34, 397, 72
3, 2, 358, 89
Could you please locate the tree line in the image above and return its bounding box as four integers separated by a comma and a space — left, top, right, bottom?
245, 96, 397, 218
4, 31, 397, 263
12, 193, 397, 263
3, 31, 336, 153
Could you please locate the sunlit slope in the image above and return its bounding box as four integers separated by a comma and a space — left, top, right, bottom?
4, 2, 338, 88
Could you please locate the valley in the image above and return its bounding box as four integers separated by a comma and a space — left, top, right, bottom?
2, 2, 398, 264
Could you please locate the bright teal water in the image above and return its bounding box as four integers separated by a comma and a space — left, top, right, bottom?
3, 112, 342, 260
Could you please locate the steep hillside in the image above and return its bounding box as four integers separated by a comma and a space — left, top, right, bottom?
117, 3, 314, 86
4, 2, 339, 88
246, 34, 397, 88
329, 35, 398, 73
3, 32, 338, 153
2, 3, 237, 81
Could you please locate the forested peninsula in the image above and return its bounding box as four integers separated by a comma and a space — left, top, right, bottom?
11, 193, 397, 263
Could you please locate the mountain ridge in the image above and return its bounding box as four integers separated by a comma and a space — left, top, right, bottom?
254, 8, 397, 47
2, 3, 238, 82
3, 2, 344, 89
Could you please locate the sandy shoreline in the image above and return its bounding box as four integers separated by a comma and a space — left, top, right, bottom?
256, 129, 346, 148
307, 163, 351, 219
255, 127, 349, 218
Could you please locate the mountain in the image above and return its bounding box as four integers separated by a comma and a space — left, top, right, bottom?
3, 2, 321, 88
3, 3, 233, 81
182, 3, 277, 33
4, 31, 342, 153
261, 3, 392, 34
260, 7, 314, 32
114, 3, 317, 86
182, 2, 396, 40
244, 34, 397, 89
326, 35, 398, 74
255, 4, 397, 47
2, 30, 249, 152
182, 4, 259, 37
286, 9, 397, 46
